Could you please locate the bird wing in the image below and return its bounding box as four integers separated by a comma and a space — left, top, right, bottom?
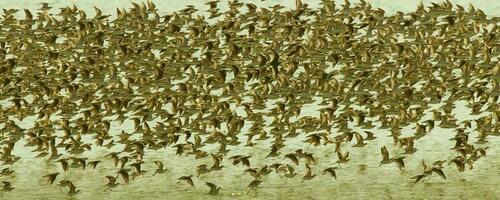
205, 182, 216, 190
355, 132, 364, 144
106, 176, 116, 184
411, 174, 425, 183
285, 154, 298, 165
187, 178, 194, 186
154, 160, 164, 169
119, 170, 129, 184
395, 157, 405, 168
68, 182, 76, 193
365, 131, 374, 138
381, 146, 389, 161
211, 154, 220, 167
432, 168, 447, 179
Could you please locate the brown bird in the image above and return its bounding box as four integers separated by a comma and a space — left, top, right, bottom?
116, 169, 130, 184
177, 175, 194, 187
246, 179, 262, 194
352, 132, 367, 147
403, 139, 417, 154
196, 164, 211, 177
205, 182, 221, 195
1, 181, 14, 196
59, 180, 79, 196
392, 156, 405, 170
88, 160, 101, 169
283, 164, 297, 184
130, 161, 146, 176
411, 174, 428, 183
284, 153, 299, 165
152, 160, 167, 176
336, 150, 350, 167
431, 167, 447, 180
364, 131, 377, 140
379, 146, 392, 166
105, 176, 119, 188
106, 152, 120, 167
322, 167, 338, 179
57, 159, 69, 171
450, 156, 466, 172
210, 153, 224, 171
43, 173, 59, 184
2, 181, 14, 191
302, 164, 316, 182
0, 168, 14, 176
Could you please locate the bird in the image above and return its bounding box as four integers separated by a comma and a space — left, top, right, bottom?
412, 160, 447, 183
39, 2, 52, 11
43, 173, 59, 184
352, 132, 367, 147
177, 175, 194, 187
210, 153, 224, 171
59, 180, 79, 196
152, 160, 167, 176
411, 174, 427, 183
246, 179, 262, 194
196, 164, 211, 177
0, 168, 14, 176
431, 167, 447, 180
105, 176, 119, 188
1, 181, 14, 191
116, 169, 130, 184
322, 167, 338, 179
284, 153, 299, 165
57, 159, 69, 171
0, 181, 14, 197
88, 160, 101, 169
379, 146, 392, 166
130, 161, 146, 177
336, 150, 350, 167
205, 182, 221, 195
302, 163, 316, 182
392, 156, 405, 170
282, 164, 297, 184
364, 131, 377, 140
449, 156, 466, 172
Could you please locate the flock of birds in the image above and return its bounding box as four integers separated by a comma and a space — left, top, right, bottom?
0, 0, 499, 197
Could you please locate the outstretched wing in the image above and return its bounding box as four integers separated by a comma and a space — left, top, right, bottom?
381, 146, 389, 161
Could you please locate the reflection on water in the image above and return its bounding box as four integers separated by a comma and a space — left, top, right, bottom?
0, 0, 499, 200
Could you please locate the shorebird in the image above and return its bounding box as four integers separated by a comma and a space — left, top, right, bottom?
88, 160, 101, 169
43, 173, 59, 184
412, 160, 447, 183
116, 169, 130, 184
59, 180, 79, 196
246, 179, 262, 194
336, 150, 350, 167
322, 167, 338, 180
205, 182, 221, 195
379, 146, 392, 166
152, 160, 167, 176
0, 181, 14, 197
302, 164, 316, 182
105, 176, 119, 188
177, 175, 194, 187
352, 132, 367, 147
